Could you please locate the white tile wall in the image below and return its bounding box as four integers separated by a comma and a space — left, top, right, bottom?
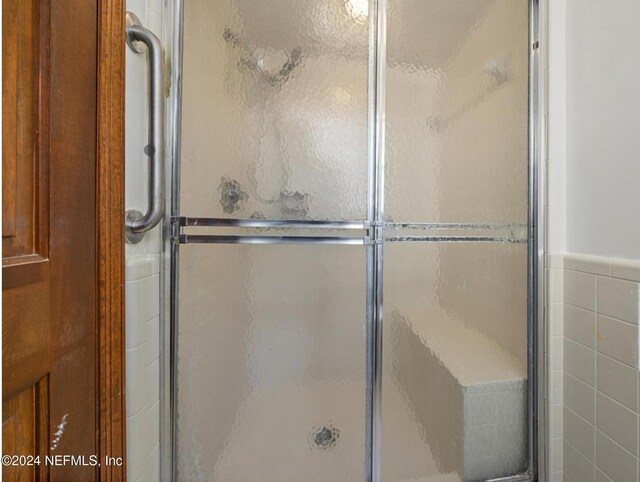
125, 0, 166, 480
559, 253, 640, 482
125, 256, 161, 482
546, 254, 565, 481
544, 0, 567, 476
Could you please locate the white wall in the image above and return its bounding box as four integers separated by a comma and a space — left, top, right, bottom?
565, 0, 640, 260
546, 0, 566, 254
124, 0, 166, 480
545, 1, 567, 480
546, 1, 640, 481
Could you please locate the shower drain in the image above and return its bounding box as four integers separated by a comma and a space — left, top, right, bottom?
310, 423, 340, 451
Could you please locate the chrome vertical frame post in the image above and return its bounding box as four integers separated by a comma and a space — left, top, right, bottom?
357, 1, 389, 481
529, 0, 543, 479
367, 0, 386, 480
529, 0, 547, 479
162, 0, 185, 480
486, 3, 543, 480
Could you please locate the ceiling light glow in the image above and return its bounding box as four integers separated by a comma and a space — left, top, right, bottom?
346, 0, 368, 21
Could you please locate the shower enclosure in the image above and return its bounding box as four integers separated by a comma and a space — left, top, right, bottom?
161, 0, 543, 480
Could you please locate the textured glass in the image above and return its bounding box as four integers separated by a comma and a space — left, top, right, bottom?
176, 1, 533, 480
180, 0, 369, 221
385, 0, 529, 224
382, 242, 528, 481
177, 244, 366, 481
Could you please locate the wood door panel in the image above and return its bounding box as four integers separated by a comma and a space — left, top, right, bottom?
2, 1, 53, 478
3, 0, 100, 480
47, 2, 98, 479
2, 0, 48, 260
2, 380, 49, 482
2, 0, 51, 389
2, 271, 51, 398
2, 0, 35, 247
3, 0, 126, 478
3, 387, 37, 482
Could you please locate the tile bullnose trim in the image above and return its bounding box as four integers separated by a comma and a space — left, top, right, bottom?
611, 258, 640, 283
557, 252, 640, 281
546, 253, 566, 269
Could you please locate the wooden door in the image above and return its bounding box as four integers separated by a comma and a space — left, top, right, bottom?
2, 0, 102, 480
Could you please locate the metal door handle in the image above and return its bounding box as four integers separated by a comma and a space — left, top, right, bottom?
124, 12, 165, 244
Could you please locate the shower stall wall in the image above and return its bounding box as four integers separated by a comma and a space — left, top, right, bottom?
164, 0, 542, 481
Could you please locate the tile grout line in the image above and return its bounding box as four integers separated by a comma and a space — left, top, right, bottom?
564, 439, 593, 479
595, 350, 639, 378
564, 300, 596, 315
595, 388, 639, 416
566, 389, 639, 458
563, 406, 594, 462
596, 427, 639, 462
594, 271, 598, 482
563, 336, 592, 353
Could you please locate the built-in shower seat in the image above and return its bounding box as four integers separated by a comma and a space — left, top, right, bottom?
392, 306, 527, 481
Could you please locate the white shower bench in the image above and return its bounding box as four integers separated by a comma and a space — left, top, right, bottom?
391, 307, 528, 481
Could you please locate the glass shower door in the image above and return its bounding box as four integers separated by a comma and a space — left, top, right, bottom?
176, 243, 368, 481
171, 0, 536, 481
173, 1, 373, 481
380, 1, 531, 481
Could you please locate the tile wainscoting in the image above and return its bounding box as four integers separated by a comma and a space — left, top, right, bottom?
125, 252, 161, 482
547, 253, 640, 482
124, 0, 165, 479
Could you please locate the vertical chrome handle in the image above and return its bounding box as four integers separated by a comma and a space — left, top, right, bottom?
124, 12, 165, 244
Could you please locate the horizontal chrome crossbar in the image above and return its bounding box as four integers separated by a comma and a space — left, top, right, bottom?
383, 222, 527, 230
178, 217, 368, 230
177, 234, 524, 245
385, 236, 526, 243
174, 218, 528, 244
178, 234, 370, 245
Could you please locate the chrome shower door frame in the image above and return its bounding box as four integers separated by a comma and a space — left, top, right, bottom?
161, 0, 546, 480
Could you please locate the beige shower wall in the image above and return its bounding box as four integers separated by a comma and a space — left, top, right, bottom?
180, 0, 368, 221
437, 0, 529, 364
386, 0, 529, 363
438, 0, 529, 224
179, 0, 371, 395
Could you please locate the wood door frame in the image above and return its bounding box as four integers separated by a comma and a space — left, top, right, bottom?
96, 1, 127, 480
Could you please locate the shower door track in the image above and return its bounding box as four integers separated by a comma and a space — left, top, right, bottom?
163, 0, 545, 481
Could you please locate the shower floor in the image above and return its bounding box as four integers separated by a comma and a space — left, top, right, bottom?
211, 379, 460, 482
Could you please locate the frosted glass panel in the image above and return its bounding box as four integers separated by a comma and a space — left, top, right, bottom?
180, 0, 369, 221
385, 0, 529, 223
382, 242, 528, 481
176, 244, 366, 481
175, 1, 534, 480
